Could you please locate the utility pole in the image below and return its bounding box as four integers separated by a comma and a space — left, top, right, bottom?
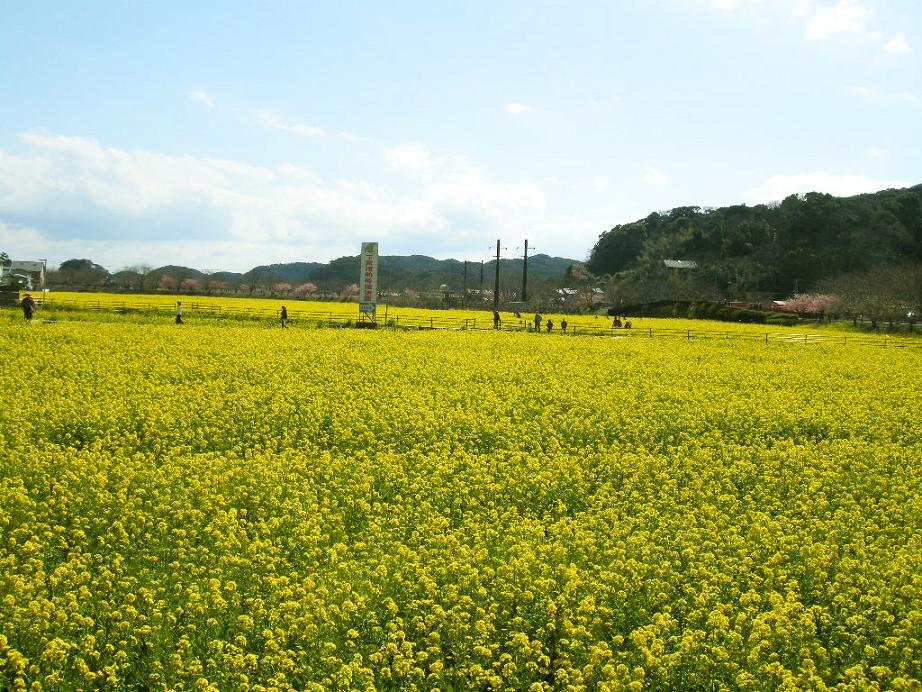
493, 239, 501, 311
521, 239, 530, 304
462, 261, 468, 309
480, 260, 484, 299
384, 268, 392, 324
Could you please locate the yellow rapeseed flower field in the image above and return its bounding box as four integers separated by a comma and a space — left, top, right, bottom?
1, 313, 920, 690
35, 290, 919, 343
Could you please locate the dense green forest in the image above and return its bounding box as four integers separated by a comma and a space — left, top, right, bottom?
588, 185, 922, 301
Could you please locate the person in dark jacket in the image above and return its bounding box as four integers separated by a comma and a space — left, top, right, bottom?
21, 293, 36, 320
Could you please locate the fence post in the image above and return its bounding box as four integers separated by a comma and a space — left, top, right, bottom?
765, 333, 768, 343
430, 317, 433, 328
687, 330, 690, 340
649, 327, 653, 338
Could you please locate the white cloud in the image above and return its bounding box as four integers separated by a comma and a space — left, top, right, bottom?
883, 33, 912, 55
0, 219, 352, 274
844, 84, 920, 104
0, 131, 549, 271
805, 0, 871, 40
189, 90, 214, 107
745, 172, 910, 203
384, 143, 434, 172
697, 0, 904, 53
865, 146, 886, 158
256, 109, 325, 137
693, 0, 814, 18
574, 176, 611, 190
0, 220, 45, 257
710, 0, 746, 10
641, 165, 668, 186
380, 145, 547, 228
339, 131, 362, 142
504, 103, 533, 114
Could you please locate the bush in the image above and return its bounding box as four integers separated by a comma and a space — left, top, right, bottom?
616, 301, 800, 326
739, 309, 766, 324
766, 313, 798, 326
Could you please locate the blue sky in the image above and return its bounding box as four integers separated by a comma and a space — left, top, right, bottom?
0, 0, 919, 272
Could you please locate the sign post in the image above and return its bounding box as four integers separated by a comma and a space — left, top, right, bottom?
359, 242, 378, 319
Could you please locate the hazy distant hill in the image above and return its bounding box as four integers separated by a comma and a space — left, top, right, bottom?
204, 254, 575, 291
210, 270, 243, 283
308, 254, 575, 291
49, 253, 577, 293
146, 265, 204, 281
244, 261, 324, 285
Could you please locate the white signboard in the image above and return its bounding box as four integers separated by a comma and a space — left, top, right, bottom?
359, 242, 378, 313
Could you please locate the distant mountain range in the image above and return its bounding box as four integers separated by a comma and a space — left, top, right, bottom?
306, 254, 575, 291
91, 254, 577, 292
210, 261, 325, 286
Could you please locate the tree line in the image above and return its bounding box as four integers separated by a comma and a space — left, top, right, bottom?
36, 254, 584, 309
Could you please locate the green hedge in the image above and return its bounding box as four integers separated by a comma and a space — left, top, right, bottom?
613, 301, 799, 326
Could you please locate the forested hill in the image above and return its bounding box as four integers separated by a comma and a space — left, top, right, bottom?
308, 253, 573, 291
587, 185, 922, 299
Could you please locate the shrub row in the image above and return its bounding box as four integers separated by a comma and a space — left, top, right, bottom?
613, 300, 799, 326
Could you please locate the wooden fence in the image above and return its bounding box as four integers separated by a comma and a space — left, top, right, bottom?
28, 297, 922, 350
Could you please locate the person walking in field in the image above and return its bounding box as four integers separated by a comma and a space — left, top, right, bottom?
561, 318, 567, 333
534, 312, 542, 333
175, 301, 183, 324
546, 318, 553, 333
280, 305, 288, 328
493, 310, 501, 329
21, 293, 36, 320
